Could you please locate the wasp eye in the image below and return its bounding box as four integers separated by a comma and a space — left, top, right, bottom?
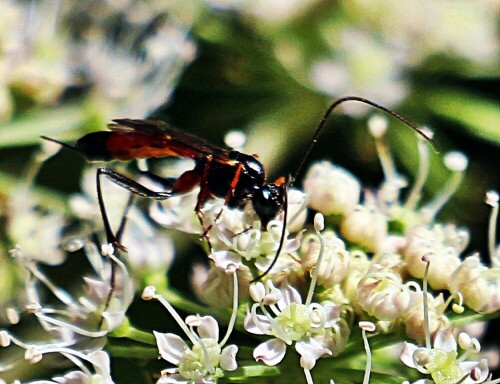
252, 185, 285, 227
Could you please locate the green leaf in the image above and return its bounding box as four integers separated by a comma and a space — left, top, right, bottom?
424, 89, 500, 144
0, 105, 86, 148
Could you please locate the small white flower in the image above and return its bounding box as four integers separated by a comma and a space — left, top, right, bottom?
340, 205, 388, 253
400, 328, 489, 384
404, 225, 465, 291
448, 255, 500, 314
154, 316, 238, 383
301, 231, 350, 286
357, 271, 411, 321
303, 161, 361, 217
245, 280, 339, 375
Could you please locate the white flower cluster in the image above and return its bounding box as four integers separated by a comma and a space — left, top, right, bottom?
0, 243, 131, 384
1, 115, 499, 384
140, 119, 499, 384
0, 0, 197, 123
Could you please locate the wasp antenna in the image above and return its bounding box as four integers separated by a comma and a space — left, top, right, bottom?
40, 136, 78, 152
251, 180, 289, 282
290, 96, 438, 187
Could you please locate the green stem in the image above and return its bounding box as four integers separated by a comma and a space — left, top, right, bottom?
106, 344, 159, 359
109, 320, 156, 345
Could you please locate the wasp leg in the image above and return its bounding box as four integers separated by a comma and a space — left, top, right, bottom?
96, 167, 175, 329
98, 191, 135, 330
96, 167, 172, 248
191, 157, 216, 248
115, 193, 136, 245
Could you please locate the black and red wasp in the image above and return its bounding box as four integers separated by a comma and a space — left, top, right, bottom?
42, 96, 435, 283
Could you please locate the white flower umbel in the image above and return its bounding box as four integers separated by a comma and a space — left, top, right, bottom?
0, 330, 113, 383
245, 216, 341, 384
143, 267, 239, 383
400, 255, 490, 384
202, 200, 303, 279
10, 242, 133, 336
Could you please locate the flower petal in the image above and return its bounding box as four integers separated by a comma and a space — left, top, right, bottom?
277, 281, 302, 309
433, 328, 456, 352
253, 339, 286, 366
244, 308, 272, 335
210, 250, 242, 271
295, 337, 332, 361
220, 344, 238, 371
400, 342, 418, 368
154, 331, 189, 365
323, 302, 341, 327
157, 370, 189, 384
101, 310, 126, 332
87, 351, 111, 377
197, 316, 219, 341
53, 371, 88, 383
460, 359, 489, 384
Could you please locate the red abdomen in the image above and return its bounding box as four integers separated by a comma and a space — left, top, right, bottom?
76, 131, 196, 162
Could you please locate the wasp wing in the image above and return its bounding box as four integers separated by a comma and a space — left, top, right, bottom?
108, 119, 232, 161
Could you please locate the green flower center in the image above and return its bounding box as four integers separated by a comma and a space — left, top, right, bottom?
274, 303, 313, 341
426, 349, 463, 384
178, 338, 221, 380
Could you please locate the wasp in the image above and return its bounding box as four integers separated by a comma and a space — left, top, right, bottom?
42, 96, 435, 281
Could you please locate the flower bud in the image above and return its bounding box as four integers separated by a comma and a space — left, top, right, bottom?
250, 282, 266, 303
403, 225, 463, 290
286, 189, 308, 232
403, 291, 448, 344
357, 272, 410, 321
340, 205, 387, 253
303, 162, 360, 216
302, 232, 350, 286
448, 255, 500, 313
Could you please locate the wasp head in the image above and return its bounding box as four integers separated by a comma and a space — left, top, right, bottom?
251, 183, 285, 227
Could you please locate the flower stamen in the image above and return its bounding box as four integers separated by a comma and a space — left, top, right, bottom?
405, 128, 433, 210
486, 190, 499, 267
306, 213, 326, 306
